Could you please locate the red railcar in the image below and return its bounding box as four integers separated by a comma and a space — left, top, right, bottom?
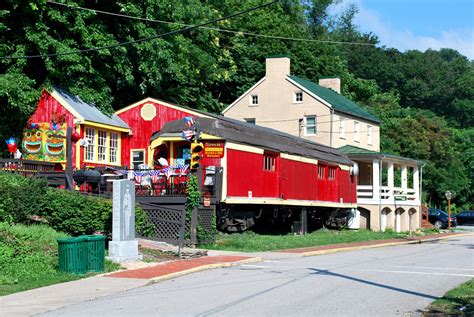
151, 116, 358, 232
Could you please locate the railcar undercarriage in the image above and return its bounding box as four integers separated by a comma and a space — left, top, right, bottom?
216, 203, 350, 233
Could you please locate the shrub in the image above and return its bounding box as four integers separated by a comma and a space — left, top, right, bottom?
0, 173, 47, 223
0, 173, 153, 237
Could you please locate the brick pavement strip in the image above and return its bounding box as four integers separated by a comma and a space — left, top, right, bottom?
105, 255, 261, 280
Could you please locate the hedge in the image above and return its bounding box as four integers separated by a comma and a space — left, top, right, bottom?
0, 173, 154, 237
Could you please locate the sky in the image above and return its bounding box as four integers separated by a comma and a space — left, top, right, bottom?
330, 0, 474, 59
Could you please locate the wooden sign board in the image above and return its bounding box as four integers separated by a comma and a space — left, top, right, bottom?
204, 141, 225, 158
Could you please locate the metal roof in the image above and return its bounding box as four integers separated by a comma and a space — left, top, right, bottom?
52, 85, 130, 129
152, 116, 354, 166
338, 145, 422, 165
289, 75, 380, 124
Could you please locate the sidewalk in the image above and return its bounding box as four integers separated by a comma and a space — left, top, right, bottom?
1, 232, 470, 316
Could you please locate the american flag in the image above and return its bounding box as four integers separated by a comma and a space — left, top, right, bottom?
182, 129, 194, 141
176, 164, 189, 175
184, 116, 194, 127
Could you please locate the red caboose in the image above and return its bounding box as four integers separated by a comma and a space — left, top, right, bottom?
151, 116, 358, 232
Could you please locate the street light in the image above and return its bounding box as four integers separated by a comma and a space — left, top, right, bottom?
445, 191, 452, 230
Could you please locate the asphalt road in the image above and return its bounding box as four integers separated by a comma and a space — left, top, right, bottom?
41, 235, 474, 317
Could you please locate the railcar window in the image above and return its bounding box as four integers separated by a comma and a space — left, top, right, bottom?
263, 155, 275, 171
318, 165, 325, 179
329, 167, 336, 180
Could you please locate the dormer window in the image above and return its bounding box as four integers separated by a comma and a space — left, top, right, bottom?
294, 91, 303, 103
250, 94, 259, 106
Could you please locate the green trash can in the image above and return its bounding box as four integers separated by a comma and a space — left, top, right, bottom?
57, 236, 87, 274
82, 235, 106, 272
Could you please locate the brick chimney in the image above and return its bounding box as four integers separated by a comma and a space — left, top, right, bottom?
318, 77, 341, 94
265, 55, 291, 79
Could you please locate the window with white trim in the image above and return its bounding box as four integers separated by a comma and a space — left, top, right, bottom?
263, 154, 276, 172
304, 115, 316, 136
339, 116, 345, 139
318, 165, 325, 179
354, 121, 360, 142
109, 133, 118, 163
294, 91, 303, 103
328, 167, 336, 180
131, 150, 145, 170
98, 130, 107, 162
85, 128, 95, 161
367, 125, 373, 145
250, 94, 259, 106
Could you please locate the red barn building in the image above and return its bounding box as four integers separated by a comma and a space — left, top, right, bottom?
22, 86, 206, 170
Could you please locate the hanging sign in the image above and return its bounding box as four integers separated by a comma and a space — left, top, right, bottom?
204, 141, 225, 158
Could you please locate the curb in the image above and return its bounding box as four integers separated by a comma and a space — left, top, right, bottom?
147, 257, 264, 285
299, 232, 472, 257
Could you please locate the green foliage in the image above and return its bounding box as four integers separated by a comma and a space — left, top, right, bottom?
202, 229, 407, 252
426, 278, 474, 315
0, 173, 153, 237
0, 172, 48, 223
0, 222, 121, 295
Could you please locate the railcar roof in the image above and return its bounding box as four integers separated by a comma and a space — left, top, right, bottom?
151, 116, 353, 166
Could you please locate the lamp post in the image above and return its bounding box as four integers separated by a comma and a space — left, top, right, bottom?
445, 191, 452, 230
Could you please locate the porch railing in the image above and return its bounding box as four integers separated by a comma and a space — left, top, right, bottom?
357, 185, 418, 202
0, 159, 55, 177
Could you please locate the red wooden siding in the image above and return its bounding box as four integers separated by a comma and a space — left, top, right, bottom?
117, 100, 200, 168
226, 149, 280, 198
29, 91, 79, 168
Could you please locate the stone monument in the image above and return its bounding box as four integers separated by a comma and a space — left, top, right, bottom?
108, 179, 142, 262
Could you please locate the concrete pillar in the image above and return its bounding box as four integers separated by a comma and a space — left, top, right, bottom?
413, 166, 420, 201
401, 165, 408, 190
372, 159, 380, 200
387, 162, 394, 196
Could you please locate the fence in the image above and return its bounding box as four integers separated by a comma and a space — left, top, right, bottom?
0, 159, 55, 177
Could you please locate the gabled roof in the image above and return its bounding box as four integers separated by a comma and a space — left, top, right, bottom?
51, 85, 130, 130
288, 75, 380, 124
152, 115, 354, 166
115, 97, 211, 118
338, 145, 422, 165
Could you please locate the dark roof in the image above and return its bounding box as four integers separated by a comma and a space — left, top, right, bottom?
52, 85, 129, 129
152, 116, 354, 166
288, 75, 380, 124
338, 145, 422, 165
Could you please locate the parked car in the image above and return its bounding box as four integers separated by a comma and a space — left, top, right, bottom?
428, 208, 457, 229
455, 210, 474, 226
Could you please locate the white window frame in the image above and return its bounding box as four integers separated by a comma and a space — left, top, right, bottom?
249, 94, 259, 106
97, 130, 107, 163
263, 154, 276, 172
367, 125, 373, 145
85, 128, 95, 161
131, 149, 146, 170
339, 116, 345, 139
354, 121, 360, 142
109, 132, 119, 164
328, 167, 336, 180
318, 165, 325, 179
304, 115, 317, 136
293, 91, 303, 103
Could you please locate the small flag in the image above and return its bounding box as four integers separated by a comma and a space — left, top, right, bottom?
184, 116, 194, 127
178, 164, 189, 175
182, 129, 194, 141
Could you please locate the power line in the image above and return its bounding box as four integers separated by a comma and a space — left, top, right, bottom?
0, 1, 278, 60
46, 1, 376, 47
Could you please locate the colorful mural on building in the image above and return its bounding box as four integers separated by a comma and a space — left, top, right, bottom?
22, 117, 67, 162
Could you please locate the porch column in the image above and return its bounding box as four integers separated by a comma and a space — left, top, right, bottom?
401, 165, 408, 191
372, 159, 380, 200
413, 166, 420, 201
387, 162, 394, 196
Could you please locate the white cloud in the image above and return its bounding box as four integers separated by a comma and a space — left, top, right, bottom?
330, 0, 474, 59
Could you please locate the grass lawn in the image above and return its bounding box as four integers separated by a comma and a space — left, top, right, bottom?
425, 279, 473, 315
201, 229, 410, 252
0, 223, 120, 296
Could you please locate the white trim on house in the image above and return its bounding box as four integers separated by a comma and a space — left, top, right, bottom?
222, 77, 266, 114
285, 76, 333, 109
